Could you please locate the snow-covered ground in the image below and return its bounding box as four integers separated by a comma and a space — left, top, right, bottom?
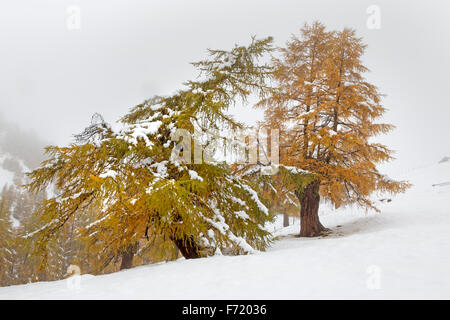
1, 160, 449, 299
0, 155, 15, 189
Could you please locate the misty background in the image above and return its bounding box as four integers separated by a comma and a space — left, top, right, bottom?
0, 0, 449, 179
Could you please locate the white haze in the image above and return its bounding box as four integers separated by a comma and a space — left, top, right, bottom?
0, 0, 449, 177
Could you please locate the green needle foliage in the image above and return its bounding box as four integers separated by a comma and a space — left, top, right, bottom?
25, 37, 275, 271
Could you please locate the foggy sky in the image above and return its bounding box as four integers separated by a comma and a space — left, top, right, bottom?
0, 0, 449, 176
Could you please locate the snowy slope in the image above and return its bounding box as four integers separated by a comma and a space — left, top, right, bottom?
0, 160, 449, 299
0, 166, 14, 189
0, 153, 32, 228
0, 155, 15, 189
0, 153, 30, 189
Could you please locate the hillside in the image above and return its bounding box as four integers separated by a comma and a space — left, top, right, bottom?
0, 157, 14, 189
0, 160, 449, 299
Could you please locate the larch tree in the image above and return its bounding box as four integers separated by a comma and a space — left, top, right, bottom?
256, 114, 302, 227
262, 174, 299, 227
25, 37, 275, 270
259, 22, 410, 237
0, 195, 16, 286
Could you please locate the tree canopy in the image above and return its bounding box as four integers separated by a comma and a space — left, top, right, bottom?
258, 22, 410, 236
25, 37, 276, 267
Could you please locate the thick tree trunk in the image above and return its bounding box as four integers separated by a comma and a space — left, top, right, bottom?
120, 243, 138, 270
171, 235, 201, 259
283, 211, 289, 227
296, 180, 327, 237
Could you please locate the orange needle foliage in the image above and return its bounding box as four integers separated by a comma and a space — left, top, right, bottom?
259, 22, 410, 236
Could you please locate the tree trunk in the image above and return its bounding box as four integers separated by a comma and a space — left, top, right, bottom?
283, 211, 289, 227
171, 235, 201, 259
296, 180, 327, 237
120, 243, 138, 270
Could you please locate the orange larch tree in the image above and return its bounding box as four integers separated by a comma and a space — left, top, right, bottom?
259, 22, 410, 237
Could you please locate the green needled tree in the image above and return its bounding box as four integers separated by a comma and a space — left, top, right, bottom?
25, 37, 275, 270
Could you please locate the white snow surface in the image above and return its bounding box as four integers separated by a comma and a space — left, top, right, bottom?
0, 160, 449, 299
0, 155, 15, 188
0, 153, 30, 189
0, 166, 14, 189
